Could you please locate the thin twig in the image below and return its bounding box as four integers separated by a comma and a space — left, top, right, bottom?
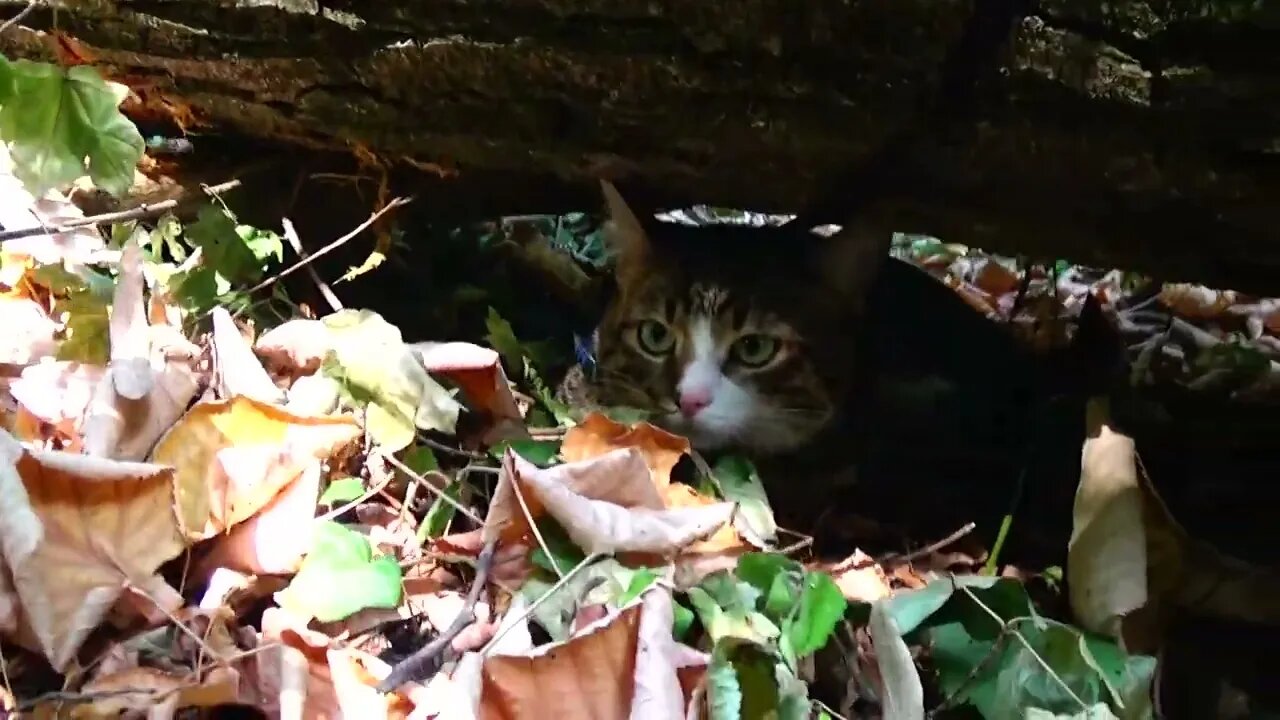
0, 179, 242, 243
0, 0, 37, 35
316, 457, 398, 522
958, 584, 1088, 711
418, 435, 487, 461
481, 552, 603, 655
377, 538, 498, 692
385, 454, 484, 525
509, 467, 563, 578
281, 217, 343, 312
877, 522, 978, 567
243, 195, 411, 297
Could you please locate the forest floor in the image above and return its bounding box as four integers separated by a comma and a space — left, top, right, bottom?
2, 104, 1280, 718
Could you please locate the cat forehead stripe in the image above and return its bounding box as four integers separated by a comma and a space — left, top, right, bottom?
687, 284, 730, 316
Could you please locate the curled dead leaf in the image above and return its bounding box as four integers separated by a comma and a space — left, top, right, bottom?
561, 412, 690, 490
0, 430, 185, 671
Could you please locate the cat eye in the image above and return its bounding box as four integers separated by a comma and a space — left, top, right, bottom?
730, 334, 781, 368
635, 319, 676, 355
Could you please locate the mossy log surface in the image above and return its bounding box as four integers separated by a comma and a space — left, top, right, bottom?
2, 1, 1279, 292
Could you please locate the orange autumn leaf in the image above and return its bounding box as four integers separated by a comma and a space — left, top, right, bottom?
561, 413, 689, 490
150, 395, 360, 541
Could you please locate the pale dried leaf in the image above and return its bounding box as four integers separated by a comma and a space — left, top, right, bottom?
211, 308, 285, 404
484, 447, 664, 544
192, 460, 323, 577
107, 239, 152, 400
81, 330, 200, 461
499, 452, 733, 556
8, 360, 104, 443
0, 430, 185, 671
868, 600, 924, 720
832, 550, 892, 603
255, 318, 332, 377
630, 588, 687, 719
1068, 399, 1148, 638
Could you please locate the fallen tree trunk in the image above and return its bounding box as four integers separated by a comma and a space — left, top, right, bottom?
2, 0, 1279, 293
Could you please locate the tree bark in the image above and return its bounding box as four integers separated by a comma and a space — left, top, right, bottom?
2, 0, 1279, 293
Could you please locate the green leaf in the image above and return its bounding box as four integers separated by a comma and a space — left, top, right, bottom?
785, 571, 846, 657
187, 205, 266, 284
707, 638, 783, 720
712, 456, 777, 543
418, 480, 462, 542
276, 521, 403, 622
321, 309, 462, 452
483, 306, 525, 374
0, 60, 144, 196
54, 289, 110, 364
403, 445, 439, 474
318, 477, 365, 505
618, 568, 660, 605
672, 600, 695, 640
490, 438, 560, 466
528, 517, 586, 575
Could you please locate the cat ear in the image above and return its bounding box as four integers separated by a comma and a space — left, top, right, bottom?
599, 180, 651, 283
815, 220, 891, 313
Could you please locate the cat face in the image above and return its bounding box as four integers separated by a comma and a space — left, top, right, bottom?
589, 182, 887, 454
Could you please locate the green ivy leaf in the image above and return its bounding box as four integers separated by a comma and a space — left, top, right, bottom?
418, 480, 462, 542
712, 456, 777, 544
53, 289, 110, 364
490, 438, 560, 466
186, 205, 264, 284
320, 309, 461, 452
0, 59, 144, 196
785, 571, 847, 657
318, 477, 365, 506
276, 521, 403, 622
403, 445, 439, 474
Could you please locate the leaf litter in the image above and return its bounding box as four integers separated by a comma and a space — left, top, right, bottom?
0, 132, 1278, 720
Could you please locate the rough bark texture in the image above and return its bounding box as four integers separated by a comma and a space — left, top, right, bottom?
2, 0, 1279, 292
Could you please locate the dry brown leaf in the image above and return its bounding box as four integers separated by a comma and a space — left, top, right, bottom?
561, 412, 690, 490
412, 341, 528, 445
65, 665, 240, 719
1068, 399, 1149, 639
661, 483, 745, 555
246, 608, 425, 719
255, 317, 331, 377
830, 550, 892, 603
489, 451, 733, 556
971, 257, 1020, 297
150, 395, 360, 540
0, 430, 185, 671
1159, 283, 1236, 319
481, 603, 642, 720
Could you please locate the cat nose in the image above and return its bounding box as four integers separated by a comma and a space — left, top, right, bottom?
679, 388, 712, 418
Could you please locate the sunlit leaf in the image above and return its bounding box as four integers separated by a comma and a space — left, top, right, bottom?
275, 521, 402, 622
0, 59, 143, 196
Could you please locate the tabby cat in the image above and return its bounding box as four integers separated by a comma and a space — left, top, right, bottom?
583, 181, 1096, 535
